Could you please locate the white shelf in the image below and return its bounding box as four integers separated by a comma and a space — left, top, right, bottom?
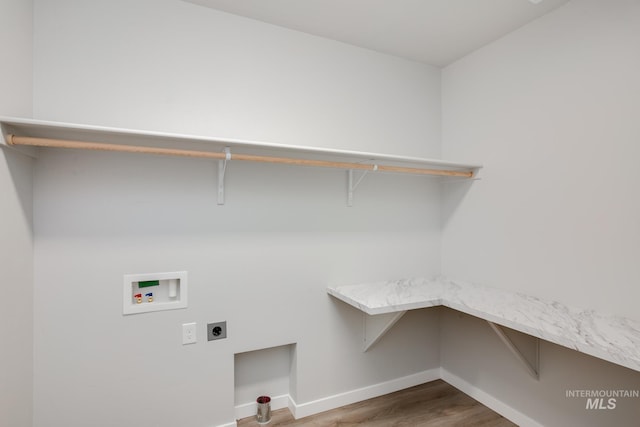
1, 117, 481, 205
0, 116, 481, 173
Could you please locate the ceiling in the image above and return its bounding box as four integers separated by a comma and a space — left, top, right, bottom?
184, 0, 570, 67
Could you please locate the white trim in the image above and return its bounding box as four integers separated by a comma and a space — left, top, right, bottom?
234, 394, 290, 421
290, 368, 440, 419
228, 369, 538, 426
287, 395, 297, 419
440, 368, 542, 427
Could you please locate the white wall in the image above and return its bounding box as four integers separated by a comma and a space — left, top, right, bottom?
33, 0, 441, 158
441, 0, 640, 425
0, 1, 34, 427
0, 0, 33, 117
30, 1, 640, 426
31, 1, 443, 426
442, 0, 640, 321
32, 150, 442, 427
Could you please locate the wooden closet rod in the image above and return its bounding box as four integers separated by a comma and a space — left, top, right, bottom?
7, 135, 474, 178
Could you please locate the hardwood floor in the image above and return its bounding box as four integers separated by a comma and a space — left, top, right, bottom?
237, 380, 517, 426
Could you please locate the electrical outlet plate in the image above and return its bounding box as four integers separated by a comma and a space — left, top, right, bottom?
182, 322, 197, 345
207, 321, 227, 341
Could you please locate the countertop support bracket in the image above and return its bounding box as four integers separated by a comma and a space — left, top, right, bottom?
487, 321, 539, 380
363, 311, 407, 352
217, 147, 231, 205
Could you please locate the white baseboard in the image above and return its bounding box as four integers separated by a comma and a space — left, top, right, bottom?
440, 368, 542, 427
290, 368, 440, 419
234, 393, 290, 421
229, 369, 539, 426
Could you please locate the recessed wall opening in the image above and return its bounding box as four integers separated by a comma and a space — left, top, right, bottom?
234, 343, 297, 420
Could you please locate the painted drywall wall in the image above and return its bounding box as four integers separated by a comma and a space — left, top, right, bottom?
31, 1, 443, 426
442, 0, 640, 321
0, 1, 34, 427
33, 0, 441, 158
0, 0, 33, 117
32, 151, 441, 427
0, 150, 34, 427
441, 0, 640, 425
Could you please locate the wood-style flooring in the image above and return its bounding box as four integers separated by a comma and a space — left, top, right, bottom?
237, 379, 517, 426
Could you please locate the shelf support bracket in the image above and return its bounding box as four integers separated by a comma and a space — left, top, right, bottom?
348, 166, 377, 207
217, 147, 231, 205
487, 321, 539, 380
363, 311, 407, 352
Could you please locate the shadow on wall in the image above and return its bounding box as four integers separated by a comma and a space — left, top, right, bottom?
441, 178, 475, 228
1, 148, 33, 233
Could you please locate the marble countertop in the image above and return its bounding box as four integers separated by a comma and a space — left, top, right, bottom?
327, 277, 640, 373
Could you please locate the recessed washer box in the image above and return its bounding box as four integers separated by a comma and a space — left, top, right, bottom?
123, 271, 188, 315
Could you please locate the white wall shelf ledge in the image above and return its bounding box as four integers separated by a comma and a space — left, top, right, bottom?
0, 116, 481, 204
327, 277, 640, 374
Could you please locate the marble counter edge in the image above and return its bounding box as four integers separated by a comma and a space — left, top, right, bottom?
439, 300, 640, 373
327, 277, 640, 373
326, 286, 442, 315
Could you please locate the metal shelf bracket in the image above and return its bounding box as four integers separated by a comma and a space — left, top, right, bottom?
348, 166, 377, 207
487, 321, 540, 380
217, 147, 231, 205
363, 311, 407, 352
